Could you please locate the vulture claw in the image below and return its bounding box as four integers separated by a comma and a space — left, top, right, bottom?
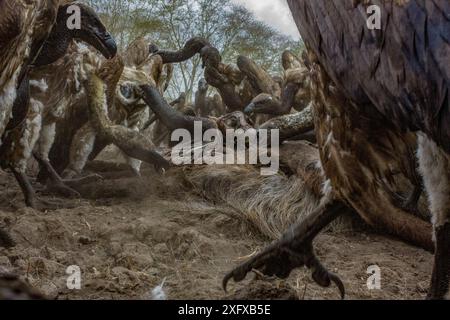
223, 241, 346, 299
310, 258, 345, 299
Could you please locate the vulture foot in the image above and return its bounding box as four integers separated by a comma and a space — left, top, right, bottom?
223, 201, 347, 299
62, 174, 104, 188
427, 222, 450, 300
10, 166, 76, 211
33, 153, 80, 199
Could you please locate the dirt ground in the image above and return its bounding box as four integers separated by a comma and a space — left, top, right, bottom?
0, 153, 433, 300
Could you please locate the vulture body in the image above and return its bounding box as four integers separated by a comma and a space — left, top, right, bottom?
225, 0, 448, 299
157, 38, 281, 113
0, 1, 117, 209
60, 38, 173, 178
288, 0, 449, 299
0, 0, 58, 140
194, 78, 225, 117
244, 50, 311, 117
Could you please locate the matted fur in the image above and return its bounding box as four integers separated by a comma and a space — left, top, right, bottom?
182, 164, 331, 240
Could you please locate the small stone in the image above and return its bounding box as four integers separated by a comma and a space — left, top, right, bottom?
40, 282, 59, 299
78, 236, 92, 245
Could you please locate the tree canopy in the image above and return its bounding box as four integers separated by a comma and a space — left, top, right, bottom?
83, 0, 304, 101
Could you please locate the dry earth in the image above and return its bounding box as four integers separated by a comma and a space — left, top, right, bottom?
0, 151, 433, 300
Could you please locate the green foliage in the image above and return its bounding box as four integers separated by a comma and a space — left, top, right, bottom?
83, 0, 304, 101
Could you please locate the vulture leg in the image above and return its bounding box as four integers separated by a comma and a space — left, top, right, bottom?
61, 123, 105, 181
32, 152, 81, 198
417, 134, 450, 300
35, 123, 101, 191
138, 84, 218, 135
9, 166, 60, 211
223, 201, 347, 299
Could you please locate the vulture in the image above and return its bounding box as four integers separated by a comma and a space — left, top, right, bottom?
0, 1, 117, 209
224, 0, 449, 300
155, 38, 281, 113
82, 57, 170, 174
194, 78, 225, 117
244, 50, 311, 117
0, 0, 58, 140
60, 38, 173, 178
39, 38, 173, 179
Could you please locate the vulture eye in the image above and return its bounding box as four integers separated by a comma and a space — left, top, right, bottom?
120, 85, 134, 99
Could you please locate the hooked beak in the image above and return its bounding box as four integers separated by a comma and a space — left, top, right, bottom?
244, 102, 255, 115
149, 43, 160, 58
79, 25, 117, 59
92, 32, 117, 59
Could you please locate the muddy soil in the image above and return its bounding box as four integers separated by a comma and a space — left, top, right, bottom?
0, 154, 433, 300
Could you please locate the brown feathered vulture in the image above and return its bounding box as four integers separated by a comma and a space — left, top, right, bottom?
224, 0, 449, 300
0, 1, 117, 209
155, 38, 281, 113
55, 38, 173, 179
244, 50, 311, 117
0, 0, 58, 140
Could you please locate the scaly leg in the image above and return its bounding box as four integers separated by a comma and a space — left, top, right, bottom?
9, 166, 61, 211
32, 152, 80, 198
223, 200, 347, 299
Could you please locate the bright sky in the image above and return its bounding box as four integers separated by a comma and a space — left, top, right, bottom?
231, 0, 300, 40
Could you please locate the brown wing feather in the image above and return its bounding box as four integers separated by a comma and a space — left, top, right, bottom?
288, 0, 449, 151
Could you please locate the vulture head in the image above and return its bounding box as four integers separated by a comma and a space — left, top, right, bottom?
200, 46, 221, 69
244, 93, 281, 116
217, 111, 253, 132
116, 67, 154, 115
282, 50, 303, 71
33, 2, 117, 66
198, 78, 209, 93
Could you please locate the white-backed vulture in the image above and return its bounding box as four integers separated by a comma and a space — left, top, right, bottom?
0, 0, 58, 140
0, 1, 117, 209
155, 38, 281, 113
194, 78, 225, 117
244, 50, 311, 117
224, 0, 449, 300
60, 38, 173, 178
82, 57, 170, 173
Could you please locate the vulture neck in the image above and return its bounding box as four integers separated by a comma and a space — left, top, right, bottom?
279, 82, 300, 114
157, 37, 210, 64
32, 20, 72, 67
140, 85, 197, 133
140, 85, 217, 135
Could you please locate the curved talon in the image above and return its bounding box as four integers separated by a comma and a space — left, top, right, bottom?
223, 244, 346, 299
329, 273, 345, 300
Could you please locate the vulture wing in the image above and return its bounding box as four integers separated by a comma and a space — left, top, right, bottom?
288, 0, 449, 151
